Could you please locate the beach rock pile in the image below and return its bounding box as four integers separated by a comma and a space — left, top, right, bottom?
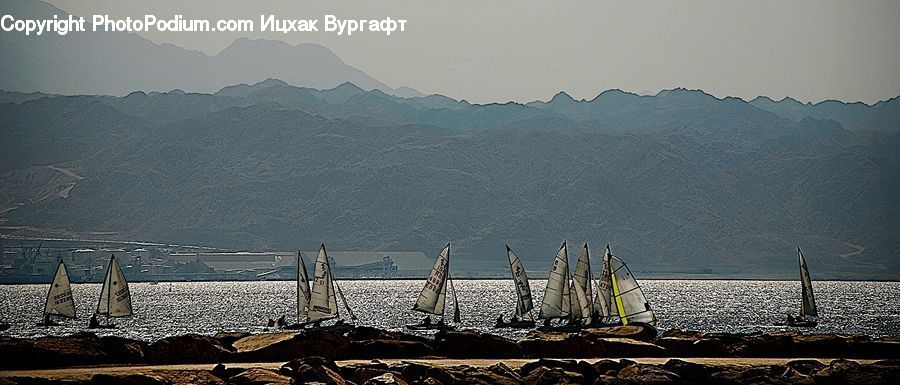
1, 326, 899, 370
3, 357, 900, 385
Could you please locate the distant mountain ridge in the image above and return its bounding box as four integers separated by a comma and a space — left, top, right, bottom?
1, 79, 898, 279
0, 0, 423, 98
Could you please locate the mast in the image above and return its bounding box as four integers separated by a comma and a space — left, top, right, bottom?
798, 247, 818, 318
413, 242, 451, 317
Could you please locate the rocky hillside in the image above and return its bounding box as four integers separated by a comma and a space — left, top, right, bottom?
1, 81, 898, 278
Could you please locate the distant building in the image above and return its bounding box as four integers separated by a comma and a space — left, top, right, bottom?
301, 251, 433, 278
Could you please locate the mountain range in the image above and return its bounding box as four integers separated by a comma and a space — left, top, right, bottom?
1, 78, 898, 279
2, 0, 898, 279
0, 0, 422, 97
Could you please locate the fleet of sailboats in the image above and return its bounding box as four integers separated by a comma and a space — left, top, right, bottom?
6, 243, 825, 334
528, 242, 657, 330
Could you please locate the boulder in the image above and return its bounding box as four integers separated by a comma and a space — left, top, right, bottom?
585, 338, 666, 357
691, 337, 732, 357
792, 334, 849, 357
397, 362, 458, 385
213, 332, 252, 349
785, 359, 826, 375
348, 326, 427, 343
212, 363, 247, 379
616, 363, 680, 385
734, 332, 796, 357
654, 337, 699, 357
0, 333, 144, 369
282, 356, 340, 373
591, 359, 627, 377
456, 365, 523, 385
518, 333, 592, 358
227, 368, 292, 385
520, 359, 581, 376
780, 367, 815, 385
364, 373, 409, 385
521, 366, 583, 385
662, 359, 710, 382
146, 334, 233, 364
234, 330, 349, 361
345, 339, 435, 359
99, 336, 147, 364
281, 356, 346, 385
434, 330, 522, 358
582, 324, 657, 342
348, 366, 405, 385
813, 359, 900, 385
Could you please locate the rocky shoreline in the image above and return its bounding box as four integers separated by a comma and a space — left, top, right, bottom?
2, 325, 899, 384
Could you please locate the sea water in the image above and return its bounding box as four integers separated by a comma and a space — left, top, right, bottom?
1, 280, 898, 341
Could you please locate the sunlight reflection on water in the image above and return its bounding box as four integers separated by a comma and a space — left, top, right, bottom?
1, 280, 898, 341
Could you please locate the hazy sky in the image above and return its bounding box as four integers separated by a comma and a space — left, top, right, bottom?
44, 0, 900, 104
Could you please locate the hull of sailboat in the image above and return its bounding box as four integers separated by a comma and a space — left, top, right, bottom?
494, 320, 536, 329
87, 323, 117, 329
774, 320, 818, 327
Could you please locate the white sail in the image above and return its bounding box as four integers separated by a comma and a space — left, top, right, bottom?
44, 261, 76, 319
593, 245, 613, 318
539, 241, 572, 319
97, 255, 133, 318
608, 251, 655, 325
307, 245, 339, 321
506, 245, 534, 317
572, 243, 593, 317
413, 243, 450, 316
571, 278, 592, 322
798, 247, 818, 318
297, 251, 311, 321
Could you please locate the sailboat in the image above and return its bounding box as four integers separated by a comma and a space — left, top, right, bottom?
570, 243, 594, 325
777, 247, 818, 327
282, 251, 312, 329
90, 255, 133, 329
38, 260, 77, 326
538, 241, 575, 330
605, 245, 656, 326
407, 242, 460, 330
590, 245, 616, 326
302, 244, 356, 330
495, 245, 536, 328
